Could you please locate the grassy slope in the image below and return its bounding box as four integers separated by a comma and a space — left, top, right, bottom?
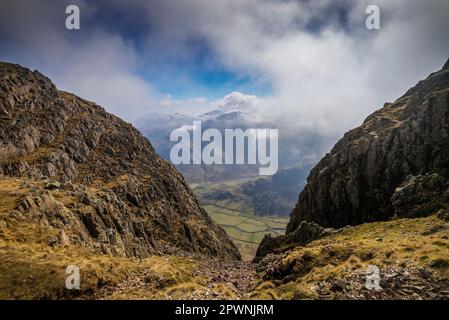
0, 240, 197, 299
251, 215, 449, 299
2, 212, 447, 299
0, 177, 237, 300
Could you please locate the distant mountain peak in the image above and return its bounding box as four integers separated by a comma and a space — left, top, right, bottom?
214, 110, 248, 121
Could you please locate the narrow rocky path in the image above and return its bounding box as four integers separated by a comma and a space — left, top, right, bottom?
92, 258, 257, 300
183, 259, 256, 299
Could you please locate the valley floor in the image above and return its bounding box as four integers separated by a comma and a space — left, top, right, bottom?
203, 203, 288, 261
191, 180, 290, 261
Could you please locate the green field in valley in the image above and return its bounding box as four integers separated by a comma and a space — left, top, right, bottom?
192, 179, 290, 260
202, 204, 288, 260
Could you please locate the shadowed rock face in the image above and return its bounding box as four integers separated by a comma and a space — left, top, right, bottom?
287, 59, 449, 231
0, 62, 240, 260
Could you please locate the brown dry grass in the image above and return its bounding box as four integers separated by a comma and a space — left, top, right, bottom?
0, 240, 201, 300
251, 215, 449, 299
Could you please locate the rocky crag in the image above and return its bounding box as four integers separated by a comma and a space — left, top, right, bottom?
0, 62, 240, 260
257, 59, 449, 260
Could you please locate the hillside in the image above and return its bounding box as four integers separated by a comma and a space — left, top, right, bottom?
287, 58, 449, 230
0, 62, 239, 260
193, 164, 312, 217
255, 58, 449, 271
249, 59, 449, 299
252, 214, 449, 299
3, 204, 447, 299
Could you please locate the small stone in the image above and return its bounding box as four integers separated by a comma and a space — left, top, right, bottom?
437, 209, 449, 221
81, 193, 93, 205
429, 259, 449, 269
330, 279, 346, 292
44, 181, 60, 190
48, 237, 58, 246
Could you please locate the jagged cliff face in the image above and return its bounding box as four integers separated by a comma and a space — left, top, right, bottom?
287, 60, 449, 231
0, 62, 240, 260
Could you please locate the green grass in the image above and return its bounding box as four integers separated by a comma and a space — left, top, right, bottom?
203, 203, 288, 260
193, 176, 291, 257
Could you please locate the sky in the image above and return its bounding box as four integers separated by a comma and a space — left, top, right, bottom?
0, 0, 448, 142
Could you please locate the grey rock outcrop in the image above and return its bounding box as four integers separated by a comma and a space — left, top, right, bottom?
391, 173, 449, 218
254, 221, 329, 262
288, 58, 449, 231
0, 62, 240, 260
255, 58, 449, 261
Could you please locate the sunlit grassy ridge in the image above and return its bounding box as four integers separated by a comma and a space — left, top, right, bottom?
251, 215, 449, 299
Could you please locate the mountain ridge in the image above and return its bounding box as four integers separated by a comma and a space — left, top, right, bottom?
256, 58, 449, 260
0, 61, 240, 260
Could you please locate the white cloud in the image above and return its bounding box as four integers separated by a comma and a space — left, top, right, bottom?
133, 0, 449, 137
208, 92, 261, 113
158, 96, 209, 115
54, 33, 158, 122
177, 0, 449, 137
1, 0, 448, 137
0, 1, 158, 122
